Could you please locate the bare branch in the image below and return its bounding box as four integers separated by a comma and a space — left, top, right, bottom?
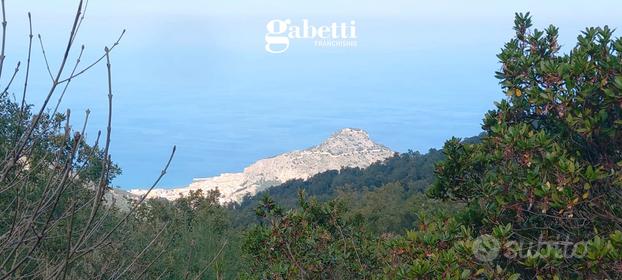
0, 0, 7, 80
71, 46, 114, 253
135, 241, 173, 279
72, 145, 176, 259
0, 0, 84, 184
193, 240, 229, 280
58, 30, 125, 85
113, 223, 170, 280
52, 45, 85, 116
20, 12, 32, 112
1, 61, 19, 95
37, 34, 55, 82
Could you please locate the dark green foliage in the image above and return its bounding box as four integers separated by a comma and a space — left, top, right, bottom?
125, 189, 240, 279
337, 182, 460, 234
245, 149, 444, 205
0, 88, 234, 278
243, 192, 385, 279
428, 12, 622, 278
233, 148, 448, 228
0, 93, 123, 278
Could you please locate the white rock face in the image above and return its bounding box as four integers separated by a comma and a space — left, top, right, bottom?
129, 128, 394, 203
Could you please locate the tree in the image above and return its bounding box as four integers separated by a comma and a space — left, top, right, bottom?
0, 1, 177, 278
243, 192, 385, 279
429, 12, 622, 278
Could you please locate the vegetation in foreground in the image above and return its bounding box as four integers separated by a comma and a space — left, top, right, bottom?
242, 13, 622, 279
1, 4, 621, 279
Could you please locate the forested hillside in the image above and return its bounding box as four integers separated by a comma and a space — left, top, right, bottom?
232, 134, 482, 231
232, 148, 444, 227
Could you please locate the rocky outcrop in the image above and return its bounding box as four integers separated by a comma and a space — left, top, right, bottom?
129, 128, 394, 203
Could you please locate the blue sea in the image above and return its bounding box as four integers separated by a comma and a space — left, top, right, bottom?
7, 0, 620, 188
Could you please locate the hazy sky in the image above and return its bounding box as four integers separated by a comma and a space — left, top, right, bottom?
3, 1, 621, 187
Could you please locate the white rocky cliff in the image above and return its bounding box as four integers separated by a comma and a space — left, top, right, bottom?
129, 128, 394, 203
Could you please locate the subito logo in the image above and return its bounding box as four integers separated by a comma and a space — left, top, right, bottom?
472, 235, 500, 262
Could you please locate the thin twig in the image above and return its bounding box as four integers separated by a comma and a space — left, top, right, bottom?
192, 240, 229, 280
0, 0, 83, 185
0, 0, 7, 80
37, 34, 54, 82
71, 0, 88, 45
70, 145, 176, 261
52, 45, 85, 116
57, 30, 125, 85
136, 241, 173, 279
20, 12, 32, 112
1, 132, 82, 279
113, 223, 170, 280
70, 46, 114, 253
1, 61, 19, 95
60, 199, 77, 280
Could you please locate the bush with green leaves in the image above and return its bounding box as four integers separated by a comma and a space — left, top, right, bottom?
429, 12, 622, 278
243, 192, 386, 279
127, 189, 239, 279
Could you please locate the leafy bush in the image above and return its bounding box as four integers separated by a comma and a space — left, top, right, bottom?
243, 192, 386, 279
429, 12, 622, 278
